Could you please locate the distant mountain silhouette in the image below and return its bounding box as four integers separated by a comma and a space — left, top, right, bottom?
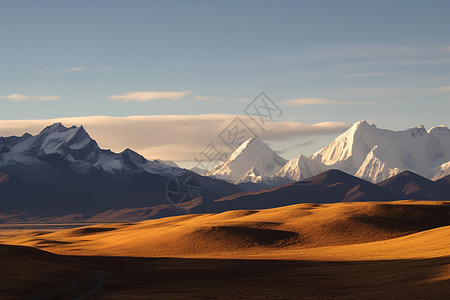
377, 171, 449, 200
206, 169, 450, 213
209, 170, 398, 211
2, 168, 449, 223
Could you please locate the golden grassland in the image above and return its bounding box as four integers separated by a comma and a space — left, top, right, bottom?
2, 200, 449, 260
1, 200, 449, 299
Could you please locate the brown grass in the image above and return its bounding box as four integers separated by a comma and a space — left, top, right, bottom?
1, 200, 449, 261
1, 200, 450, 299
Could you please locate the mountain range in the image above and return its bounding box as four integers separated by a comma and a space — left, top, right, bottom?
0, 123, 241, 217
212, 170, 450, 212
205, 120, 450, 186
1, 120, 449, 222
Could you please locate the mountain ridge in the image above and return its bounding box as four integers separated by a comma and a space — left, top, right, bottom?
207, 138, 288, 183
0, 123, 242, 217
224, 120, 450, 186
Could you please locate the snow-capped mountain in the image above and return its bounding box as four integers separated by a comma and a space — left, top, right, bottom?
0, 122, 181, 178
311, 121, 450, 182
207, 138, 288, 183
275, 154, 328, 182
223, 120, 450, 185
430, 161, 450, 180
236, 167, 264, 184
0, 123, 242, 217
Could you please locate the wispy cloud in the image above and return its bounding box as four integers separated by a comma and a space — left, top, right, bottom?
432, 86, 450, 92
109, 91, 191, 102
0, 115, 348, 161
0, 94, 60, 102
193, 95, 217, 102
100, 66, 111, 71
38, 67, 86, 74
66, 67, 85, 72
428, 77, 450, 81
282, 98, 377, 106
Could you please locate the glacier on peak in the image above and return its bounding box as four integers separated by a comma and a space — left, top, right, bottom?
223, 120, 450, 185
307, 120, 450, 182
0, 123, 183, 179
207, 138, 288, 183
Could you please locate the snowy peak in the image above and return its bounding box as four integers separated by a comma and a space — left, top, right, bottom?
208, 138, 288, 182
228, 138, 270, 161
36, 123, 93, 149
236, 167, 264, 184
430, 161, 450, 180
308, 120, 450, 182
311, 120, 377, 171
228, 138, 255, 161
428, 125, 450, 138
209, 120, 450, 185
32, 123, 100, 162
0, 123, 183, 179
275, 154, 327, 182
408, 125, 428, 137
353, 119, 375, 129
120, 148, 148, 168
38, 122, 66, 135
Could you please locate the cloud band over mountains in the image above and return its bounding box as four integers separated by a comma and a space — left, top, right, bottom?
0, 115, 348, 161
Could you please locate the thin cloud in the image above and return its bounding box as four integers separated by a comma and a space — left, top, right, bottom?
0, 94, 28, 101
109, 91, 191, 102
65, 67, 85, 72
282, 98, 377, 106
428, 77, 450, 81
0, 94, 60, 102
432, 86, 450, 92
35, 95, 60, 101
100, 66, 111, 71
0, 115, 349, 161
193, 95, 217, 102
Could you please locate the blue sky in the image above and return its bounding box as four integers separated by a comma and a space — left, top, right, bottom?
1, 0, 449, 166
